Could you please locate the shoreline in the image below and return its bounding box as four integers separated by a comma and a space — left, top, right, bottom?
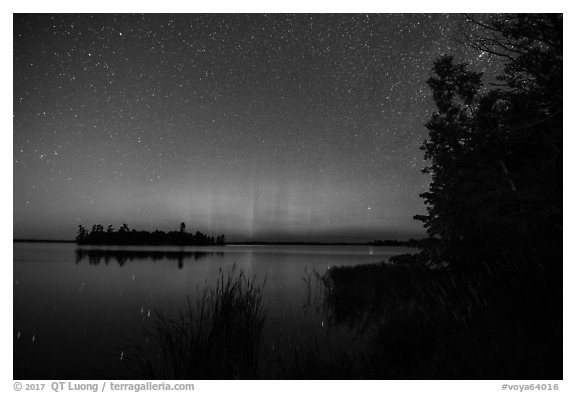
13, 239, 418, 247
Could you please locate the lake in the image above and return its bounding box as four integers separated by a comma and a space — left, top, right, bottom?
13, 242, 412, 379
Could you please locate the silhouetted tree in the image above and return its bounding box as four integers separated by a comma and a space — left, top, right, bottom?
416, 55, 483, 266
416, 14, 562, 270
76, 225, 87, 242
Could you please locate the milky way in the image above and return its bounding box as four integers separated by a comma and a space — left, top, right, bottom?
13, 14, 500, 241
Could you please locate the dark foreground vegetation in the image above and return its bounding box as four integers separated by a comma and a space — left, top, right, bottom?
321, 258, 561, 379
76, 222, 226, 246
122, 252, 560, 379
368, 13, 563, 378
124, 266, 266, 379
413, 14, 562, 274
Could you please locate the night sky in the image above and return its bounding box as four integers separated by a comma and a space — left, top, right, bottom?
13, 14, 500, 242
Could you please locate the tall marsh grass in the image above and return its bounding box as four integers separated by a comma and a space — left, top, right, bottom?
125, 254, 561, 379
321, 255, 562, 379
126, 266, 266, 379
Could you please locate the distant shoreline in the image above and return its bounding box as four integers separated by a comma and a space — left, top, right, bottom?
13, 239, 76, 243
13, 239, 418, 247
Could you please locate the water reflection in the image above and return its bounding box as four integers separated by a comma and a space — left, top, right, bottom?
15, 243, 401, 379
75, 248, 224, 269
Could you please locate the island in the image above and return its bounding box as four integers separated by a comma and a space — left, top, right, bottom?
75, 222, 226, 246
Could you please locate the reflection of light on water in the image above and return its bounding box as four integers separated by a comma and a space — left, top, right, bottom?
120, 351, 124, 361
31, 334, 36, 343
16, 243, 414, 377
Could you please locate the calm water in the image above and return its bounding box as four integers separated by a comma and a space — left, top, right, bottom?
14, 242, 411, 379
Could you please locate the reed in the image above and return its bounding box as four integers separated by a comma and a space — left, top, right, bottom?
320, 255, 562, 379
125, 265, 266, 379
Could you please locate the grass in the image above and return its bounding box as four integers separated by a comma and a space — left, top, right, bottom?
320, 254, 562, 379
125, 265, 266, 379
123, 253, 561, 379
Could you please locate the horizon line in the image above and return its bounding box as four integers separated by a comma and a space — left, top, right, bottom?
13, 238, 423, 245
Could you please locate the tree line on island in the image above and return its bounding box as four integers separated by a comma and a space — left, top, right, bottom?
76, 222, 226, 246
369, 238, 420, 247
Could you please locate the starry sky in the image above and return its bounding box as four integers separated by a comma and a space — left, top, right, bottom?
13, 14, 500, 242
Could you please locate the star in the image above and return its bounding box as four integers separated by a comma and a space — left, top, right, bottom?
13, 14, 503, 241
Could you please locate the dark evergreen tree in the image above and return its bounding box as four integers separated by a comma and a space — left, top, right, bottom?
416, 14, 562, 270
76, 225, 87, 242
416, 55, 483, 267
